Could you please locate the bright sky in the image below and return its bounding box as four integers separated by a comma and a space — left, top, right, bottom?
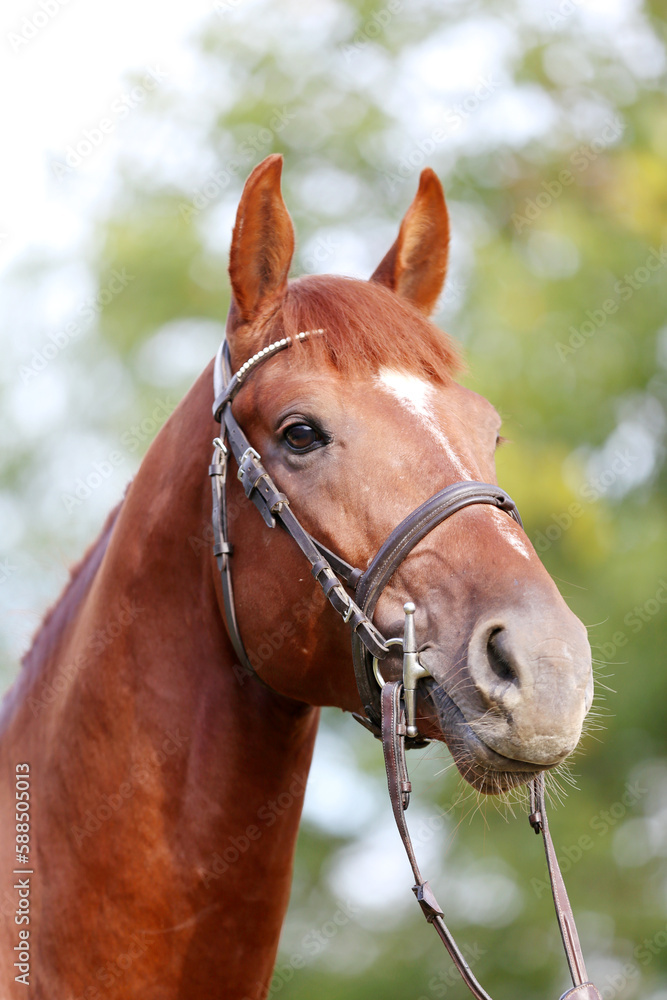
0, 0, 215, 275
1, 0, 654, 278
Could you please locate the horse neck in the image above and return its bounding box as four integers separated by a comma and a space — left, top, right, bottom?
9, 362, 320, 997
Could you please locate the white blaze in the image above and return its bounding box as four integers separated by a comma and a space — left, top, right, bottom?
376, 368, 473, 480
488, 507, 531, 560
377, 368, 531, 561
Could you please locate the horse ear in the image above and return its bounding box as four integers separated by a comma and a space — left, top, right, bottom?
227, 154, 295, 347
370, 168, 449, 316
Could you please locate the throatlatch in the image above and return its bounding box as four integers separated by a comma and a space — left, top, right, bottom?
209, 331, 602, 1000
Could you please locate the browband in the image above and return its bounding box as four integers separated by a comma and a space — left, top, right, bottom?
213, 329, 324, 420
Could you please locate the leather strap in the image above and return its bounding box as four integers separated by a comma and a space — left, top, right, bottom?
210, 344, 261, 677
357, 483, 522, 612
209, 440, 255, 677
380, 681, 601, 1000
212, 366, 389, 667
353, 483, 523, 730
308, 536, 363, 590
560, 986, 603, 1000
381, 682, 494, 999
530, 774, 590, 986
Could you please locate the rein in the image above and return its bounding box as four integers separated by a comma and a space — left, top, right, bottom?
210, 331, 602, 1000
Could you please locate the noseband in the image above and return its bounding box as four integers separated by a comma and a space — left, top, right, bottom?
210, 330, 601, 1000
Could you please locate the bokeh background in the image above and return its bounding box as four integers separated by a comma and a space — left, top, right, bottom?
1, 0, 667, 997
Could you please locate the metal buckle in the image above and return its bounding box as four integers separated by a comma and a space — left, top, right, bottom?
237, 446, 261, 481
334, 585, 354, 623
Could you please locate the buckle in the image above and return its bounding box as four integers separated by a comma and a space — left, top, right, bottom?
237, 447, 261, 481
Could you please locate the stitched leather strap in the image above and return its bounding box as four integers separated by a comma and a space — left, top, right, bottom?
531, 774, 589, 986
209, 441, 255, 678
381, 681, 600, 1000
215, 377, 388, 665
381, 682, 494, 999
307, 536, 363, 589
210, 338, 380, 672
353, 483, 523, 730
560, 985, 603, 1000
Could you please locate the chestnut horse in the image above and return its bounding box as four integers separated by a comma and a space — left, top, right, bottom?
0, 155, 593, 999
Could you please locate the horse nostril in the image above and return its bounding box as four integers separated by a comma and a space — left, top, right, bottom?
486, 628, 518, 685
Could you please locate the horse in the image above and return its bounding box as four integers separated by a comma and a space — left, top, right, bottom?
0, 154, 594, 1000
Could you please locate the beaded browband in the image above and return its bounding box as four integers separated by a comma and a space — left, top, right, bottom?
212, 328, 325, 421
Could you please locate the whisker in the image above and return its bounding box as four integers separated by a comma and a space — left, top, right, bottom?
585, 618, 611, 631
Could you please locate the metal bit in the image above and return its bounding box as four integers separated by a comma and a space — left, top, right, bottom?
402, 602, 431, 738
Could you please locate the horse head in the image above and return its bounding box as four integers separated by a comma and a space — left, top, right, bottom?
217, 154, 593, 794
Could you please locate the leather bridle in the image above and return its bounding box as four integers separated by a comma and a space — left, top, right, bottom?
210, 329, 602, 1000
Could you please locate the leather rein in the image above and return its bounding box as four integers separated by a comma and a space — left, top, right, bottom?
209, 329, 602, 1000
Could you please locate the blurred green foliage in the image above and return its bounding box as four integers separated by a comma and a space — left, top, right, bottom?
3, 0, 667, 998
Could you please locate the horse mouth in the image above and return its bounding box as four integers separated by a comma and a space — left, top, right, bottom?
422, 681, 548, 795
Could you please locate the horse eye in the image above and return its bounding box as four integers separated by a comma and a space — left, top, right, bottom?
283, 423, 323, 453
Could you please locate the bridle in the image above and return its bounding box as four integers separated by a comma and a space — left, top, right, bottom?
209, 328, 602, 1000
211, 329, 522, 739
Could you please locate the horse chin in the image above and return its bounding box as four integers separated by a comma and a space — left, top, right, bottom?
422, 682, 548, 796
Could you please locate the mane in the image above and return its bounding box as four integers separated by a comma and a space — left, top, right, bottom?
265, 274, 462, 382
21, 500, 124, 669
